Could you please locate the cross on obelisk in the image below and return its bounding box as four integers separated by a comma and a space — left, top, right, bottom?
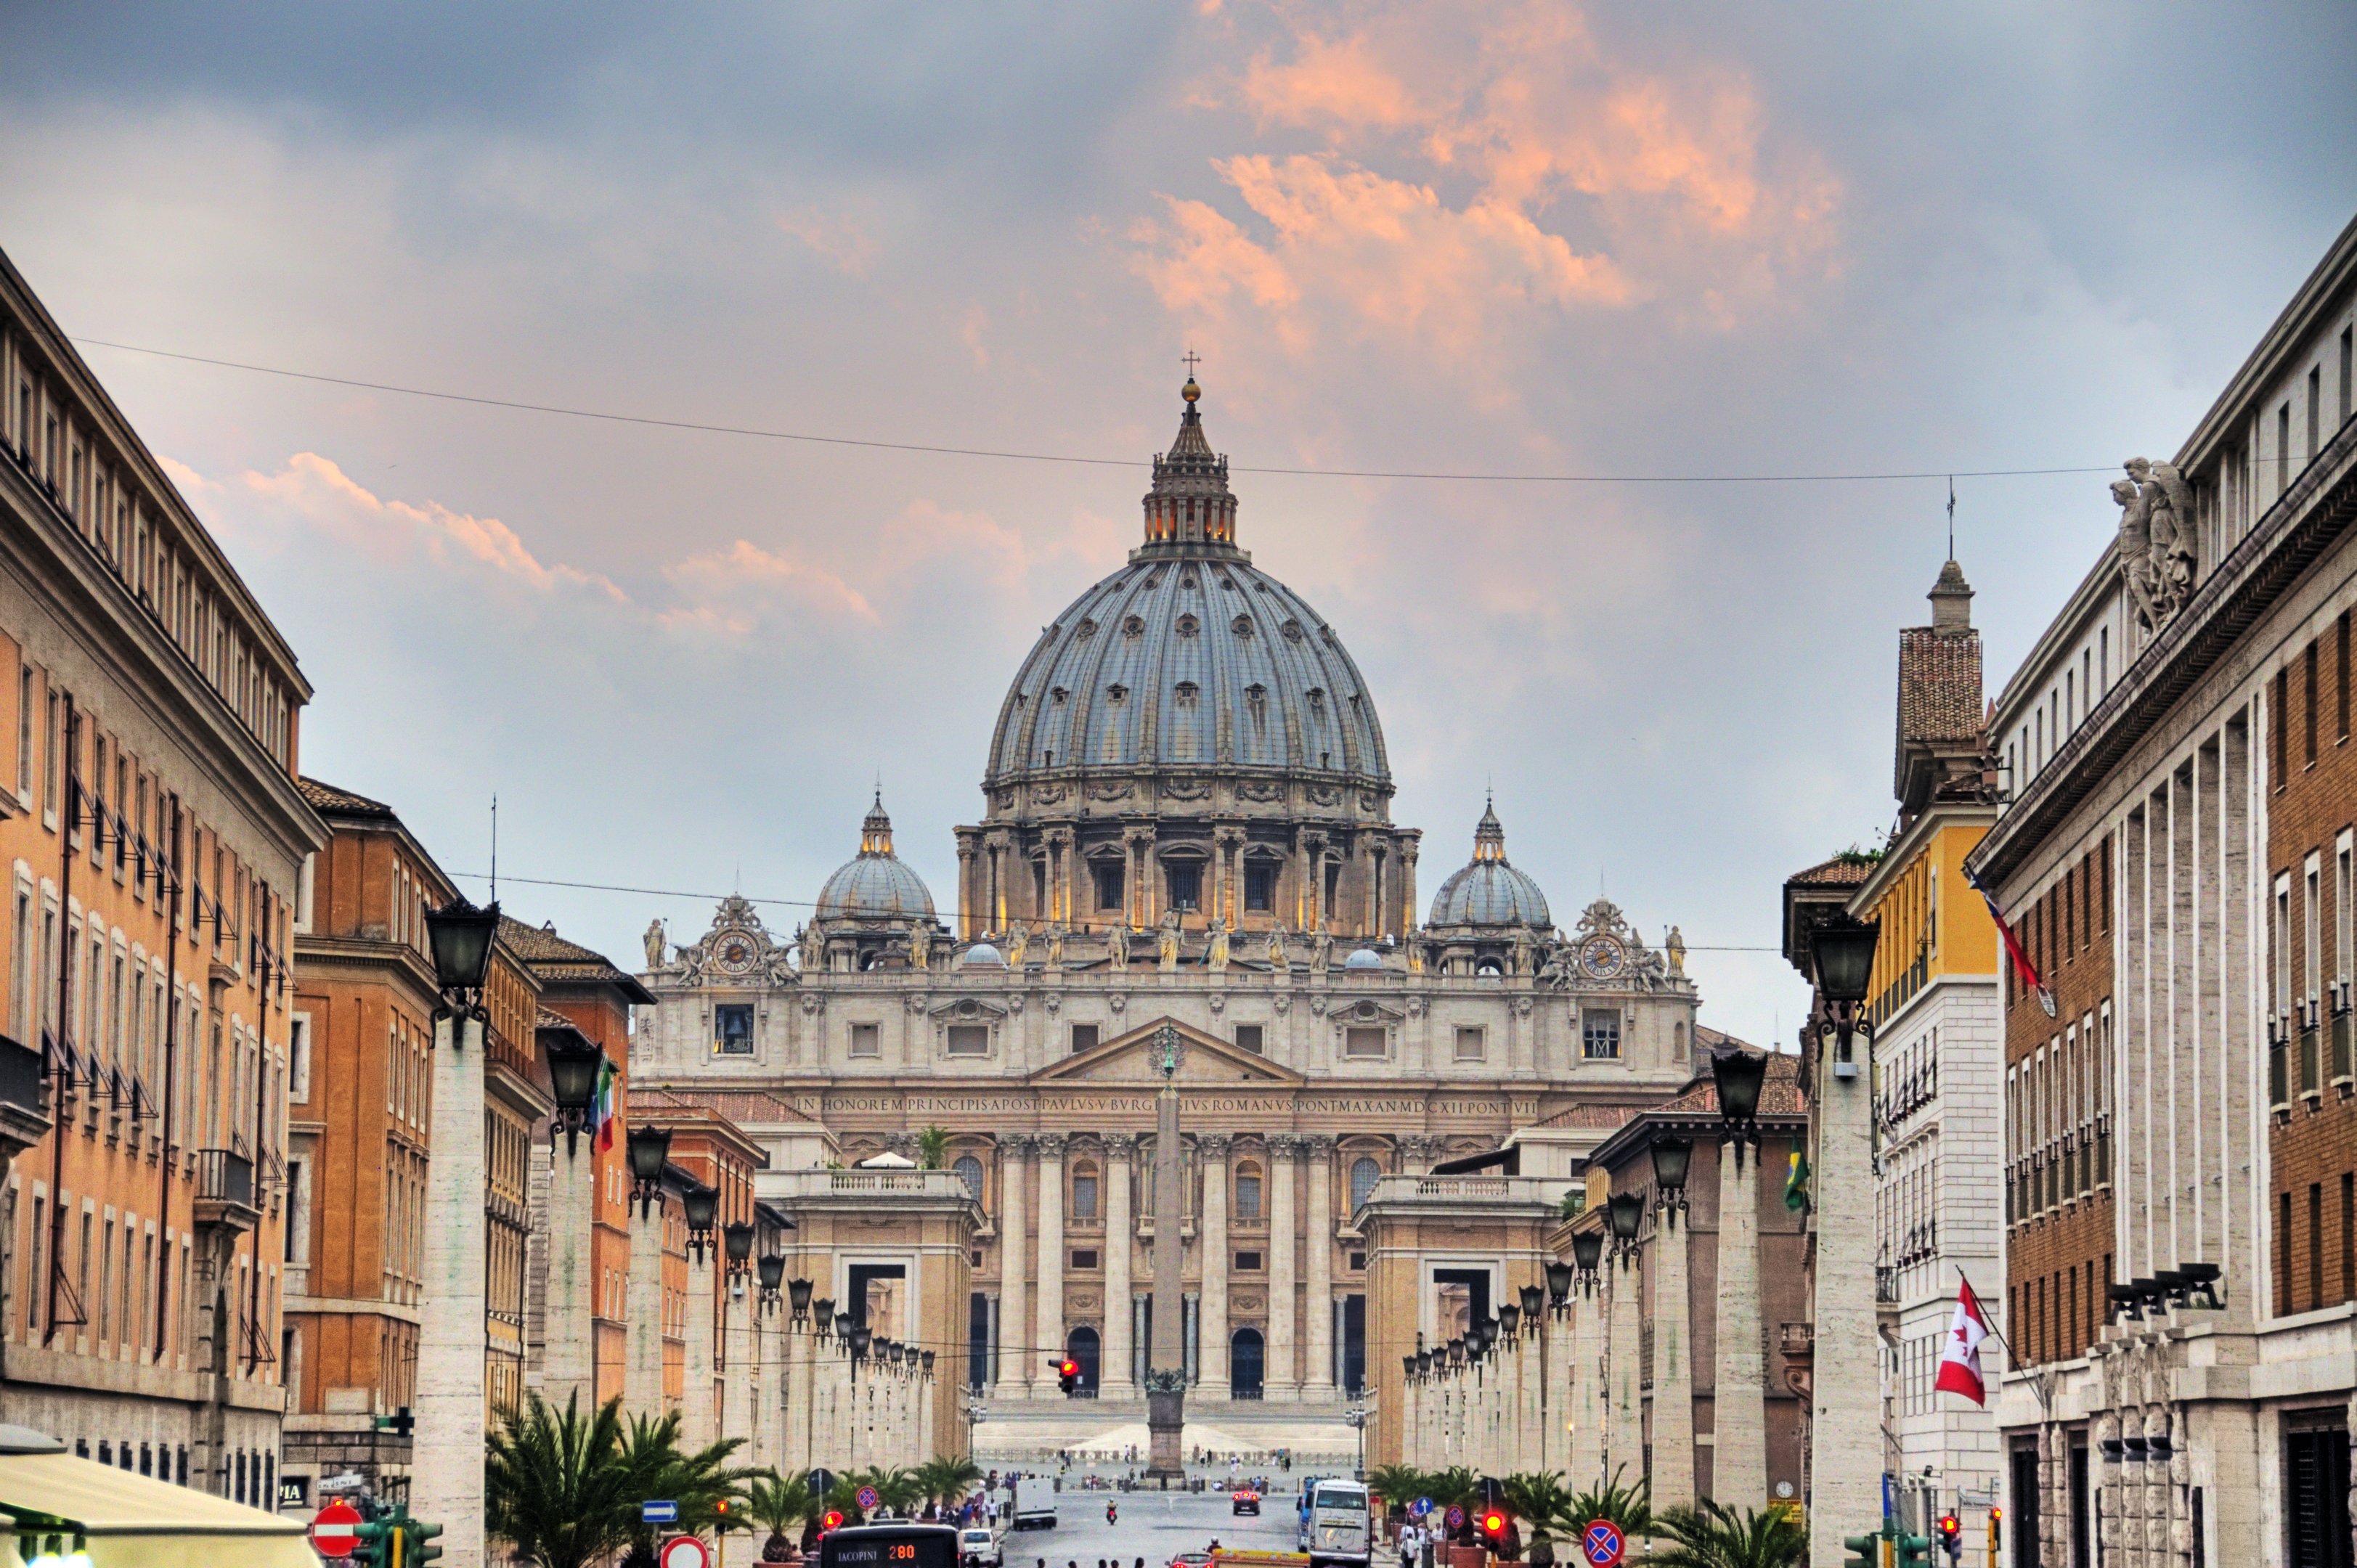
1145, 1023, 1189, 1481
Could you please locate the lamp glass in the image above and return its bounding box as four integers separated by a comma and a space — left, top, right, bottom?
789, 1278, 815, 1310
758, 1254, 786, 1291
1606, 1191, 1645, 1239
626, 1124, 672, 1183
1519, 1282, 1545, 1318
1711, 1050, 1768, 1122
724, 1220, 756, 1263
682, 1185, 719, 1233
424, 896, 500, 992
1810, 915, 1881, 1004
1650, 1136, 1693, 1191
1545, 1259, 1576, 1298
1571, 1231, 1604, 1272
1498, 1304, 1521, 1336
545, 1037, 603, 1114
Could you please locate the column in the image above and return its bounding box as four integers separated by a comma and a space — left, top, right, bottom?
1573, 1284, 1607, 1486
542, 1136, 597, 1413
415, 1012, 488, 1568
1516, 1320, 1541, 1477
1650, 1205, 1696, 1509
1102, 1133, 1136, 1398
786, 1303, 815, 1474
1267, 1136, 1300, 1402
758, 1304, 787, 1469
622, 1190, 667, 1418
723, 1281, 754, 1448
1543, 1300, 1573, 1477
1304, 1137, 1335, 1397
1200, 1135, 1231, 1390
683, 1241, 718, 1447
1123, 833, 1140, 933
1036, 1133, 1067, 1379
1714, 1140, 1767, 1509
1606, 1252, 1643, 1490
1809, 1015, 1880, 1568
995, 1136, 1030, 1399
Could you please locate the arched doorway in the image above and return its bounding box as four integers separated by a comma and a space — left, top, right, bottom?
1231, 1328, 1264, 1400
1067, 1326, 1101, 1396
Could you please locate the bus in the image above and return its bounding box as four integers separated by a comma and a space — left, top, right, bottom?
821, 1524, 963, 1568
1299, 1479, 1370, 1567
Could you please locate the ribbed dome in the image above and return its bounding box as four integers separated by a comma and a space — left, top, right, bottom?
814, 794, 937, 921
1427, 801, 1552, 927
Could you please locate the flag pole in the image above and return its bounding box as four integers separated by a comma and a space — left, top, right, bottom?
1950, 1271, 2051, 1414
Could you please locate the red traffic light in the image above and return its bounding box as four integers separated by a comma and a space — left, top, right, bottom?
1479, 1511, 1507, 1538
1060, 1359, 1079, 1376
822, 1511, 845, 1532
1937, 1514, 1960, 1538
1989, 1507, 2003, 1522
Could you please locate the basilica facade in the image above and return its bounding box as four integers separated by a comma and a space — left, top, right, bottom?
632, 380, 1703, 1426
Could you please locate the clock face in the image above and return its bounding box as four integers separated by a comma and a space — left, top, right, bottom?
718, 936, 754, 972
1579, 935, 1625, 980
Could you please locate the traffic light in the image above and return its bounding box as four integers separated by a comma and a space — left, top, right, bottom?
1936, 1514, 1961, 1562
352, 1518, 396, 1568
1894, 1530, 1932, 1566
407, 1518, 444, 1567
1988, 1508, 2003, 1556
822, 1510, 847, 1533
1477, 1508, 1507, 1546
1841, 1533, 1881, 1568
1057, 1357, 1080, 1395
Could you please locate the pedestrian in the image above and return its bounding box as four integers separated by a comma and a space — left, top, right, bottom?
1107, 1503, 1118, 1527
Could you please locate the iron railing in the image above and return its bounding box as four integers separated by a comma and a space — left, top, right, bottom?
196, 1148, 254, 1208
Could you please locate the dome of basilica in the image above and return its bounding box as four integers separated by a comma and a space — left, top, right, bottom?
984, 383, 1388, 793
814, 793, 937, 922
1428, 800, 1552, 928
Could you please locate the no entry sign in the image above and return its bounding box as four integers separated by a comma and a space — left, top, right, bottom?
311, 1499, 362, 1559
659, 1535, 712, 1568
1581, 1519, 1624, 1567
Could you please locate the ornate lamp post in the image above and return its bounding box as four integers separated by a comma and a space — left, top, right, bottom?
1711, 1045, 1771, 1508
1605, 1192, 1645, 1264
543, 1034, 603, 1155
1569, 1233, 1603, 1294
789, 1278, 815, 1329
626, 1124, 672, 1214
758, 1254, 786, 1312
1144, 1022, 1189, 1481
1810, 912, 1881, 1073
683, 1185, 720, 1262
1807, 910, 1883, 1563
424, 896, 500, 1021
1518, 1283, 1544, 1334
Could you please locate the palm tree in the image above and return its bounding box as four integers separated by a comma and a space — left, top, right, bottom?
484, 1392, 639, 1568
1501, 1474, 1574, 1536
1364, 1465, 1426, 1519
1560, 1467, 1651, 1542
1651, 1500, 1807, 1568
916, 1456, 985, 1516
748, 1473, 821, 1563
918, 1125, 951, 1170
614, 1409, 760, 1565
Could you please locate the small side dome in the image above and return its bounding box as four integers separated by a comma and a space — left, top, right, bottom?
1343, 947, 1384, 971
1427, 798, 1552, 928
814, 792, 937, 921
962, 943, 1006, 969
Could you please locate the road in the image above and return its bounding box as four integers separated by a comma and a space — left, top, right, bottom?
993, 1474, 1304, 1568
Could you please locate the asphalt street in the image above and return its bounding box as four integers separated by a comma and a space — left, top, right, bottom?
993, 1476, 1302, 1568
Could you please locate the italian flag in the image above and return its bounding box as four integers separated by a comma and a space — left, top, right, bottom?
593, 1059, 619, 1151
1934, 1276, 1993, 1405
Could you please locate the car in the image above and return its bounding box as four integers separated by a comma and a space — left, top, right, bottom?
1169, 1553, 1215, 1568
959, 1529, 1001, 1568
1233, 1492, 1261, 1516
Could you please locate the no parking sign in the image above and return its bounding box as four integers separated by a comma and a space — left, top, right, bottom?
1443, 1506, 1465, 1532
1580, 1519, 1624, 1567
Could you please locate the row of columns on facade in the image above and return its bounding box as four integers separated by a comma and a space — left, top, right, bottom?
958, 822, 1419, 942
991, 1130, 1336, 1400
1391, 1135, 1770, 1513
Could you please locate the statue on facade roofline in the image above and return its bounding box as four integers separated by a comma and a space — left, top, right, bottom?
2114, 457, 2196, 633
1045, 923, 1064, 969
1265, 923, 1289, 973
1308, 925, 1333, 975
1206, 919, 1231, 973
908, 921, 932, 971
1156, 910, 1181, 972
643, 918, 667, 969
1007, 920, 1030, 970
1107, 921, 1130, 968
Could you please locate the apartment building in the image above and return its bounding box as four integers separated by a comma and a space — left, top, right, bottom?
0, 247, 326, 1503
1971, 212, 2357, 1566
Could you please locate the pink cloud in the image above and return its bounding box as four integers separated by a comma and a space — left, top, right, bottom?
778, 207, 879, 275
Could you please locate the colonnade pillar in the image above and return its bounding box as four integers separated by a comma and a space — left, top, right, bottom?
1102, 1133, 1136, 1397
1200, 1135, 1232, 1391
995, 1135, 1030, 1399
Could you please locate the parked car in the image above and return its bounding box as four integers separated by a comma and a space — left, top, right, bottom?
960, 1529, 1002, 1568
1233, 1491, 1261, 1516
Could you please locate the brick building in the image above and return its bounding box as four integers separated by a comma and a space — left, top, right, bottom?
0, 245, 325, 1505
280, 782, 550, 1507
1970, 212, 2357, 1565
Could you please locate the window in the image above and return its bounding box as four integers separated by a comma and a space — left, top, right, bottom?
1582, 1009, 1621, 1060
2280, 401, 2292, 494
1070, 1024, 1099, 1055
2309, 641, 2321, 766
1072, 1161, 1099, 1220
1348, 1251, 1366, 1271
288, 1014, 311, 1103
715, 1003, 754, 1055
1324, 859, 1341, 912
1349, 1156, 1381, 1209
2277, 667, 2291, 784
1343, 1026, 1386, 1058
849, 1021, 880, 1058
953, 1155, 985, 1204
2337, 833, 2353, 1011
2311, 365, 2323, 461
1164, 859, 1202, 912
1245, 861, 1277, 912
1234, 1024, 1264, 1055
1031, 857, 1046, 911
2343, 327, 2355, 426
946, 1024, 990, 1055
1071, 1249, 1099, 1270
1094, 862, 1124, 912
1235, 1161, 1263, 1220
1454, 1026, 1485, 1061
1235, 1251, 1263, 1273
15, 663, 28, 799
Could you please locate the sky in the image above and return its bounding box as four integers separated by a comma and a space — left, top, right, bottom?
2, 2, 2353, 1053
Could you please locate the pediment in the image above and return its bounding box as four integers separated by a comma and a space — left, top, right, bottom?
1030, 1017, 1306, 1087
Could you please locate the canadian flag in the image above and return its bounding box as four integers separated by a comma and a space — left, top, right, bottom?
1934, 1276, 1993, 1405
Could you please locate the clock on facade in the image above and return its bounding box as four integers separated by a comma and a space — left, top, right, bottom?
717, 936, 755, 973
1578, 934, 1625, 980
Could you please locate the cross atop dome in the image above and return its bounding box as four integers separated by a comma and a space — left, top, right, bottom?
1141, 373, 1239, 555
860, 788, 895, 857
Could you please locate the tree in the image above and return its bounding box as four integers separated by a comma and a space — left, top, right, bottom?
1501, 1474, 1574, 1536
1650, 1500, 1807, 1568
1364, 1466, 1426, 1519
614, 1408, 760, 1561
918, 1126, 950, 1169
1559, 1467, 1651, 1542
748, 1474, 821, 1563
484, 1392, 640, 1568
916, 1456, 985, 1514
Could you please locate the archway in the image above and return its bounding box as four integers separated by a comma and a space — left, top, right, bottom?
1231, 1327, 1264, 1400
1067, 1326, 1101, 1396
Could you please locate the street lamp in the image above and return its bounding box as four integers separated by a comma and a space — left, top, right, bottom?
682, 1185, 720, 1262
725, 1220, 757, 1273
789, 1278, 815, 1328
1605, 1191, 1645, 1265
423, 894, 500, 1020
921, 1349, 936, 1380
1570, 1231, 1605, 1295
1810, 912, 1881, 1069
1518, 1282, 1544, 1332
1497, 1304, 1521, 1340
758, 1253, 786, 1312
1545, 1259, 1575, 1314
1711, 1048, 1769, 1165
811, 1297, 835, 1339
1650, 1136, 1693, 1225
1346, 1401, 1369, 1478
626, 1124, 673, 1215
544, 1033, 604, 1154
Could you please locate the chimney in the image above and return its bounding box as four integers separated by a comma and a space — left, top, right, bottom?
1929, 558, 1973, 632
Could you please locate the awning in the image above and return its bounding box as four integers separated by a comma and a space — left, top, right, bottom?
0, 1445, 317, 1568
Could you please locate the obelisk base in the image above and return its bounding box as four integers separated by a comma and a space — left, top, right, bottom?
1146, 1384, 1186, 1482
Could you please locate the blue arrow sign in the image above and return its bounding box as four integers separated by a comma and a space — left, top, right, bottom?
643, 1500, 680, 1525
1409, 1498, 1431, 1519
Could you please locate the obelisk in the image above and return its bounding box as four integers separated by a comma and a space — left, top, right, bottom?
1145, 1024, 1188, 1481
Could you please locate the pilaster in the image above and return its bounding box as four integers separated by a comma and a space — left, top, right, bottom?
1268, 1135, 1300, 1401
995, 1135, 1030, 1398
1303, 1136, 1335, 1393
1102, 1132, 1136, 1397
415, 1013, 488, 1568
1713, 1147, 1767, 1508
1200, 1133, 1232, 1389
1809, 1018, 1881, 1568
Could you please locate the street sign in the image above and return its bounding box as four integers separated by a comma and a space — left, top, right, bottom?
809, 1468, 838, 1498
659, 1535, 712, 1568
1580, 1519, 1624, 1568
311, 1498, 362, 1560
857, 1485, 882, 1511
643, 1500, 680, 1524
1409, 1498, 1431, 1519
1444, 1506, 1465, 1532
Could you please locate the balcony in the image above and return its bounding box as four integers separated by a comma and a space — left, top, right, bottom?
2333, 1008, 2353, 1091
0, 1033, 49, 1164
193, 1148, 259, 1236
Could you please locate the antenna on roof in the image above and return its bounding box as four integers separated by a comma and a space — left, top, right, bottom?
490, 793, 498, 902
1947, 475, 1956, 559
